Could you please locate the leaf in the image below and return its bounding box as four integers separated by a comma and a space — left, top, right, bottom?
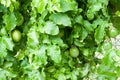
92, 18, 103, 29
27, 26, 39, 47
74, 39, 84, 47
111, 17, 120, 30
33, 46, 48, 66
94, 21, 108, 44
24, 46, 47, 69
0, 37, 7, 58
87, 0, 97, 4
50, 36, 64, 46
0, 0, 11, 7
84, 20, 93, 32
80, 27, 88, 41
72, 25, 82, 38
110, 0, 120, 10
97, 48, 120, 79
0, 27, 7, 36
71, 69, 79, 80
49, 13, 71, 26
0, 68, 16, 79
15, 50, 25, 61
81, 63, 90, 77
31, 0, 48, 14
60, 0, 77, 12
44, 21, 59, 35
15, 12, 24, 26
41, 10, 48, 19
2, 37, 14, 51
27, 69, 46, 80
0, 3, 7, 12
94, 26, 105, 44
3, 62, 13, 68
58, 74, 66, 80
82, 48, 90, 57
99, 0, 109, 5
97, 64, 117, 80
3, 13, 16, 32
47, 45, 61, 63
90, 3, 102, 12
47, 0, 61, 12
75, 15, 84, 25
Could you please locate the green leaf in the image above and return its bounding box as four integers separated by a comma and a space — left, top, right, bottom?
81, 63, 90, 77
33, 46, 48, 66
84, 20, 93, 32
27, 26, 39, 47
70, 69, 79, 80
110, 0, 120, 10
74, 39, 84, 47
47, 45, 61, 63
41, 10, 48, 19
68, 58, 75, 68
50, 36, 64, 47
31, 0, 47, 14
87, 12, 94, 20
58, 73, 66, 80
47, 0, 61, 12
75, 15, 84, 25
3, 62, 13, 68
0, 68, 17, 79
0, 27, 7, 36
94, 21, 108, 44
49, 13, 71, 26
14, 50, 25, 61
44, 21, 59, 35
111, 17, 120, 30
94, 26, 105, 44
80, 27, 88, 41
3, 37, 14, 51
72, 25, 81, 38
15, 12, 24, 26
82, 48, 90, 57
99, 0, 109, 5
24, 46, 48, 69
27, 69, 46, 80
0, 0, 11, 7
102, 42, 112, 50
0, 37, 7, 58
3, 13, 16, 32
87, 0, 97, 4
90, 3, 102, 12
0, 4, 7, 12
97, 64, 117, 80
92, 18, 103, 29
60, 0, 77, 12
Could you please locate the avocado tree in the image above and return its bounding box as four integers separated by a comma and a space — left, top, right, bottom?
0, 0, 120, 80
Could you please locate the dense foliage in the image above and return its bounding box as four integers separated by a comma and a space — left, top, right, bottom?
0, 0, 120, 80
